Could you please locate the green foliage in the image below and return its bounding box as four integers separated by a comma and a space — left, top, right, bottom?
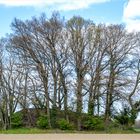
114, 107, 137, 129
36, 115, 48, 129
130, 109, 137, 124
0, 119, 3, 129
11, 112, 23, 128
51, 105, 57, 128
83, 116, 104, 130
57, 119, 74, 130
115, 110, 129, 126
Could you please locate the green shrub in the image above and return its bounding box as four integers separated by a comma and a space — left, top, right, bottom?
84, 116, 104, 130
51, 105, 57, 128
114, 107, 137, 129
11, 112, 23, 128
36, 115, 48, 129
57, 119, 74, 130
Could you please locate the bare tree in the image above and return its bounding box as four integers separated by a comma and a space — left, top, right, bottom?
67, 16, 94, 130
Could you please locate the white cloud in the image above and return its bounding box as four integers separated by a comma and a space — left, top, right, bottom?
123, 0, 140, 32
0, 0, 110, 10
0, 0, 45, 6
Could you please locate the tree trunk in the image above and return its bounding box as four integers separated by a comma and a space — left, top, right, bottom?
76, 73, 83, 131
37, 63, 51, 128
105, 61, 115, 126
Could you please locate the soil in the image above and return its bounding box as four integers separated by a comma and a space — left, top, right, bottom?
0, 134, 140, 140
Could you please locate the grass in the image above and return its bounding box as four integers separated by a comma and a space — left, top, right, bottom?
134, 128, 140, 132
0, 128, 49, 134
0, 128, 139, 134
107, 129, 137, 134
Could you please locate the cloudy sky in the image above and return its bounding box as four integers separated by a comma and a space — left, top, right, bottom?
0, 0, 139, 37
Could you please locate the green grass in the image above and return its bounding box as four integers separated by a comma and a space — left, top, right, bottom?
0, 128, 49, 134
134, 128, 140, 132
0, 128, 139, 134
107, 129, 136, 134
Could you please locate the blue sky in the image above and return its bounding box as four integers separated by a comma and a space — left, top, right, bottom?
0, 0, 140, 37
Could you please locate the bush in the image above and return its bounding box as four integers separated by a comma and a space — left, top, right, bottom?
51, 105, 57, 128
114, 107, 137, 129
11, 112, 23, 128
57, 119, 74, 130
36, 115, 48, 129
83, 116, 104, 130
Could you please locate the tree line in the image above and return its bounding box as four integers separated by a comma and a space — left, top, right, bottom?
0, 12, 140, 130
